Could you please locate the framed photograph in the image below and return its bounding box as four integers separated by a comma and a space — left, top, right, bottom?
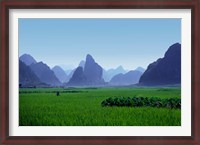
1, 0, 199, 144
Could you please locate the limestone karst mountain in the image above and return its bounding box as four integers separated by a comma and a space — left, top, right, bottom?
19, 60, 41, 86
67, 54, 104, 86
19, 54, 37, 66
79, 60, 85, 68
19, 43, 181, 87
30, 61, 61, 86
68, 66, 86, 85
110, 70, 142, 86
135, 67, 145, 73
52, 65, 68, 83
139, 43, 181, 86
84, 54, 104, 85
103, 65, 127, 82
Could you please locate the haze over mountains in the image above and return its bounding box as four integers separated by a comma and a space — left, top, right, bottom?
20, 54, 61, 86
20, 54, 37, 65
103, 66, 127, 82
30, 62, 61, 86
110, 70, 143, 86
68, 54, 105, 86
52, 66, 68, 83
19, 43, 181, 87
19, 60, 41, 86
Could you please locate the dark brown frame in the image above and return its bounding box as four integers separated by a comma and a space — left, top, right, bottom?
1, 0, 200, 144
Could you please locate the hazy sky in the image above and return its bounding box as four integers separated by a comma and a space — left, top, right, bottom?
19, 18, 181, 70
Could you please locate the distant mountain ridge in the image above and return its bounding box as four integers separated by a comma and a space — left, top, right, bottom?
19, 54, 62, 86
19, 43, 181, 87
139, 43, 181, 86
136, 67, 145, 73
84, 54, 104, 85
103, 65, 127, 82
19, 60, 41, 86
20, 54, 37, 65
109, 70, 142, 85
68, 66, 86, 85
52, 66, 68, 83
63, 60, 86, 83
68, 54, 104, 86
79, 60, 85, 68
30, 62, 61, 86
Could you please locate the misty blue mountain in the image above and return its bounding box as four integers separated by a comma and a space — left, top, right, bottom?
68, 66, 86, 85
103, 65, 127, 82
19, 42, 181, 87
19, 60, 41, 86
79, 60, 85, 68
67, 54, 104, 86
109, 70, 143, 86
139, 43, 181, 86
20, 54, 37, 65
65, 69, 75, 83
52, 66, 68, 83
64, 69, 72, 76
63, 60, 85, 83
30, 62, 61, 86
19, 54, 62, 86
135, 67, 145, 73
84, 54, 105, 85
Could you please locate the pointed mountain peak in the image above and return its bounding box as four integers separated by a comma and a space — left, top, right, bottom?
68, 66, 86, 85
79, 60, 85, 68
29, 61, 61, 86
75, 66, 84, 73
116, 65, 125, 72
86, 54, 95, 62
52, 65, 67, 83
139, 43, 181, 86
20, 53, 33, 58
38, 61, 44, 65
135, 67, 145, 73
116, 65, 126, 73
35, 61, 50, 69
19, 53, 37, 65
52, 65, 62, 70
164, 43, 181, 58
117, 65, 124, 70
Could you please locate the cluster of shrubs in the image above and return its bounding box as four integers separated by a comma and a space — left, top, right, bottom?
101, 96, 181, 109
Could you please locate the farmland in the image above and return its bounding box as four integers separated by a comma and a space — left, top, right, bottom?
19, 87, 181, 126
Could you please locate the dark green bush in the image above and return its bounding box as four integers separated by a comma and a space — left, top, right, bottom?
101, 96, 181, 109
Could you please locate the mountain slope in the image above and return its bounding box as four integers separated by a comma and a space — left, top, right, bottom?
139, 43, 181, 86
136, 67, 145, 73
19, 60, 41, 86
19, 54, 37, 65
79, 60, 85, 68
84, 54, 104, 85
103, 65, 127, 82
110, 70, 142, 85
52, 66, 68, 83
30, 62, 61, 86
67, 54, 104, 86
68, 66, 86, 85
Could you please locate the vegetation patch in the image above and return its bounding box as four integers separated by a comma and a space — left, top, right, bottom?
19, 87, 181, 126
101, 96, 181, 109
157, 88, 171, 91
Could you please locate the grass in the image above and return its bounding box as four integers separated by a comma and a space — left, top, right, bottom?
19, 87, 181, 126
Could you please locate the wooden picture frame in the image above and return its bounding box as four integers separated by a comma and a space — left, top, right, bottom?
1, 0, 199, 144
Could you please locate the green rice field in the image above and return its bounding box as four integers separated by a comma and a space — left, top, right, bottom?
19, 87, 181, 126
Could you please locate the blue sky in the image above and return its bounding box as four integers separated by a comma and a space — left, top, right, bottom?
19, 18, 181, 70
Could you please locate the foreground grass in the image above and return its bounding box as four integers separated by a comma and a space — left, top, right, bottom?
19, 87, 181, 126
